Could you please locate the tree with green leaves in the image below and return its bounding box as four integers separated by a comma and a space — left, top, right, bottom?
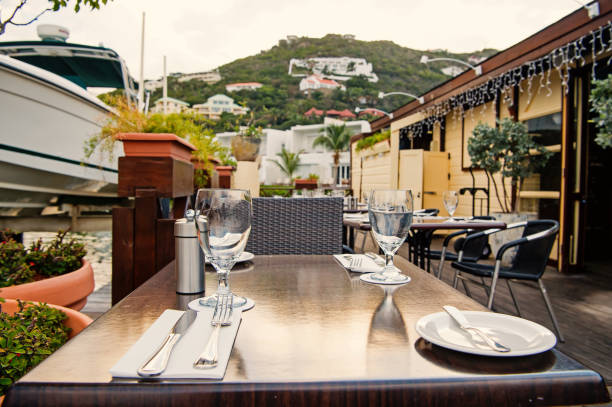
271, 146, 303, 183
0, 0, 110, 36
589, 74, 612, 149
312, 123, 352, 184
469, 118, 551, 213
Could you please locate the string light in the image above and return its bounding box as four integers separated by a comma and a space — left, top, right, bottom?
399, 21, 612, 142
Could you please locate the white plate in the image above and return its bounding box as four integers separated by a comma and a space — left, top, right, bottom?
415, 311, 556, 357
205, 251, 254, 264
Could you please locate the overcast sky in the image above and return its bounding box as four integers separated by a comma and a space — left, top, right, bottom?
1, 0, 582, 80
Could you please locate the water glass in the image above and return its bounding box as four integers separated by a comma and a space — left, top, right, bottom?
443, 190, 458, 218
195, 188, 252, 307
368, 190, 413, 283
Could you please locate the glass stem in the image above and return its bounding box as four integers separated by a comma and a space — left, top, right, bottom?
217, 270, 230, 295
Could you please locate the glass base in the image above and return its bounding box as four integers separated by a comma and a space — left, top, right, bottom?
198, 293, 247, 308
370, 272, 409, 283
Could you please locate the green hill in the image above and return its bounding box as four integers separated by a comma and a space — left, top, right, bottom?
150, 34, 496, 129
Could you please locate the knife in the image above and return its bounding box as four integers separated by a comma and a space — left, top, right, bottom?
137, 310, 197, 377
442, 305, 511, 353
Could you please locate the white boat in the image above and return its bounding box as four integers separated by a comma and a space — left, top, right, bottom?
0, 26, 137, 216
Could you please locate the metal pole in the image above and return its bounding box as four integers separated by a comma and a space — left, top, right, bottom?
138, 12, 145, 112
163, 56, 167, 115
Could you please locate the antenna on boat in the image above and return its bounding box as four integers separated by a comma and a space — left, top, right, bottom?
163, 55, 168, 114
138, 12, 145, 112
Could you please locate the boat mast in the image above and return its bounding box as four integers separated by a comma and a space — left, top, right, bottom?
138, 12, 145, 112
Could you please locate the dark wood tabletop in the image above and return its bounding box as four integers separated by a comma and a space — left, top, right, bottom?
5, 256, 608, 407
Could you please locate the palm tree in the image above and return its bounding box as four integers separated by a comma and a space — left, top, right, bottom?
272, 146, 304, 183
312, 124, 352, 184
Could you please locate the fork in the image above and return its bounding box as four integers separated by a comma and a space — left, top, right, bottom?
193, 294, 233, 368
349, 256, 362, 270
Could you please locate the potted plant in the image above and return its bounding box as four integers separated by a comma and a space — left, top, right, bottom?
230, 125, 262, 162
294, 173, 319, 190
0, 231, 94, 310
0, 298, 92, 400
589, 74, 612, 149
469, 118, 551, 261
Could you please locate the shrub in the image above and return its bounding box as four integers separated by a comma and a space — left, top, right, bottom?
0, 231, 87, 287
0, 299, 70, 396
355, 130, 390, 151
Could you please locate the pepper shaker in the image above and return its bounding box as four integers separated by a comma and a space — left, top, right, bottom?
175, 209, 204, 294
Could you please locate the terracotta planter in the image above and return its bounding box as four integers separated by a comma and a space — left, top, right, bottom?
295, 179, 318, 190
0, 299, 92, 339
116, 133, 196, 163
0, 260, 94, 311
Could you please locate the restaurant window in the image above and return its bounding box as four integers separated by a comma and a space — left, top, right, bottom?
519, 112, 562, 222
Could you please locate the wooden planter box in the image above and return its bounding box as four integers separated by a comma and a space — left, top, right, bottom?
0, 259, 94, 311
360, 139, 391, 157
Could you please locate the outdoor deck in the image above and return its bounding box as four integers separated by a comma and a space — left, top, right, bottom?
81, 237, 612, 387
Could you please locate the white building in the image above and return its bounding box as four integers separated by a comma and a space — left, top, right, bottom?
191, 94, 249, 119
289, 57, 378, 82
215, 118, 370, 185
226, 82, 263, 92
441, 66, 466, 77
144, 79, 163, 91
299, 75, 346, 92
150, 97, 189, 114
178, 71, 221, 84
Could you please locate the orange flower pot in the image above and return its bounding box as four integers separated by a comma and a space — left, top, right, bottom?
116, 132, 196, 163
0, 260, 94, 311
0, 299, 93, 339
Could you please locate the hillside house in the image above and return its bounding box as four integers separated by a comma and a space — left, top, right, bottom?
299, 75, 345, 92
150, 97, 189, 114
226, 82, 263, 92
178, 71, 221, 84
191, 94, 249, 119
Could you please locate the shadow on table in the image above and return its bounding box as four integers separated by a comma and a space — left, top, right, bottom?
414, 339, 556, 375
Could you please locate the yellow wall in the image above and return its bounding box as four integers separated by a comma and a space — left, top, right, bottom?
518, 70, 562, 121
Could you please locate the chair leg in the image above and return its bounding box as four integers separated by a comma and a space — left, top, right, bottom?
452, 270, 460, 289
538, 279, 565, 342
461, 278, 472, 298
486, 260, 501, 309
506, 279, 522, 317
436, 246, 447, 279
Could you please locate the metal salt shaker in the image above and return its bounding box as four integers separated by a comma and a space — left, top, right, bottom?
175, 209, 204, 294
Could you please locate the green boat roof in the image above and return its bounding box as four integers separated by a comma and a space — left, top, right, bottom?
0, 41, 137, 90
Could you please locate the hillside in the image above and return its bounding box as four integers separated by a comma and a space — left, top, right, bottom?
150, 34, 496, 129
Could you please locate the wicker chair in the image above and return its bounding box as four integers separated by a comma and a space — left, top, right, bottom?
245, 197, 343, 255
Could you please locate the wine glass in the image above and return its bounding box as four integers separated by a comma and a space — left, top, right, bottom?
367, 190, 413, 283
194, 188, 252, 307
443, 191, 458, 219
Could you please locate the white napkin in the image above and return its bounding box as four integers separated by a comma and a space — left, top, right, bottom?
333, 254, 384, 273
110, 308, 241, 379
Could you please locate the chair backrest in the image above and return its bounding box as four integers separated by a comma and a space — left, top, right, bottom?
511, 220, 559, 278
454, 216, 495, 260
245, 197, 343, 255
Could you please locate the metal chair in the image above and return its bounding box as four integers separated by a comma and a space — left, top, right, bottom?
450, 220, 564, 341
246, 197, 343, 255
428, 216, 494, 279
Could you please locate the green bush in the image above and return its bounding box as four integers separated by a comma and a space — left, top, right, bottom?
0, 299, 70, 396
355, 130, 390, 151
260, 185, 293, 197
589, 74, 612, 149
0, 230, 87, 287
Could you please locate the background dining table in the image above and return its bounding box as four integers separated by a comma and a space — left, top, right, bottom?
4, 255, 608, 407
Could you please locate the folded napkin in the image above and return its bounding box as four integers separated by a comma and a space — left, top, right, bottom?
333, 254, 385, 273
110, 308, 241, 380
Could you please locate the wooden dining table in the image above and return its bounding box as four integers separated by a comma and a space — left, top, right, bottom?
4, 255, 608, 407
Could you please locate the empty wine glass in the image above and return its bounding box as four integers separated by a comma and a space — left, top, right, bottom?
367, 190, 413, 283
195, 188, 252, 307
443, 191, 458, 219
